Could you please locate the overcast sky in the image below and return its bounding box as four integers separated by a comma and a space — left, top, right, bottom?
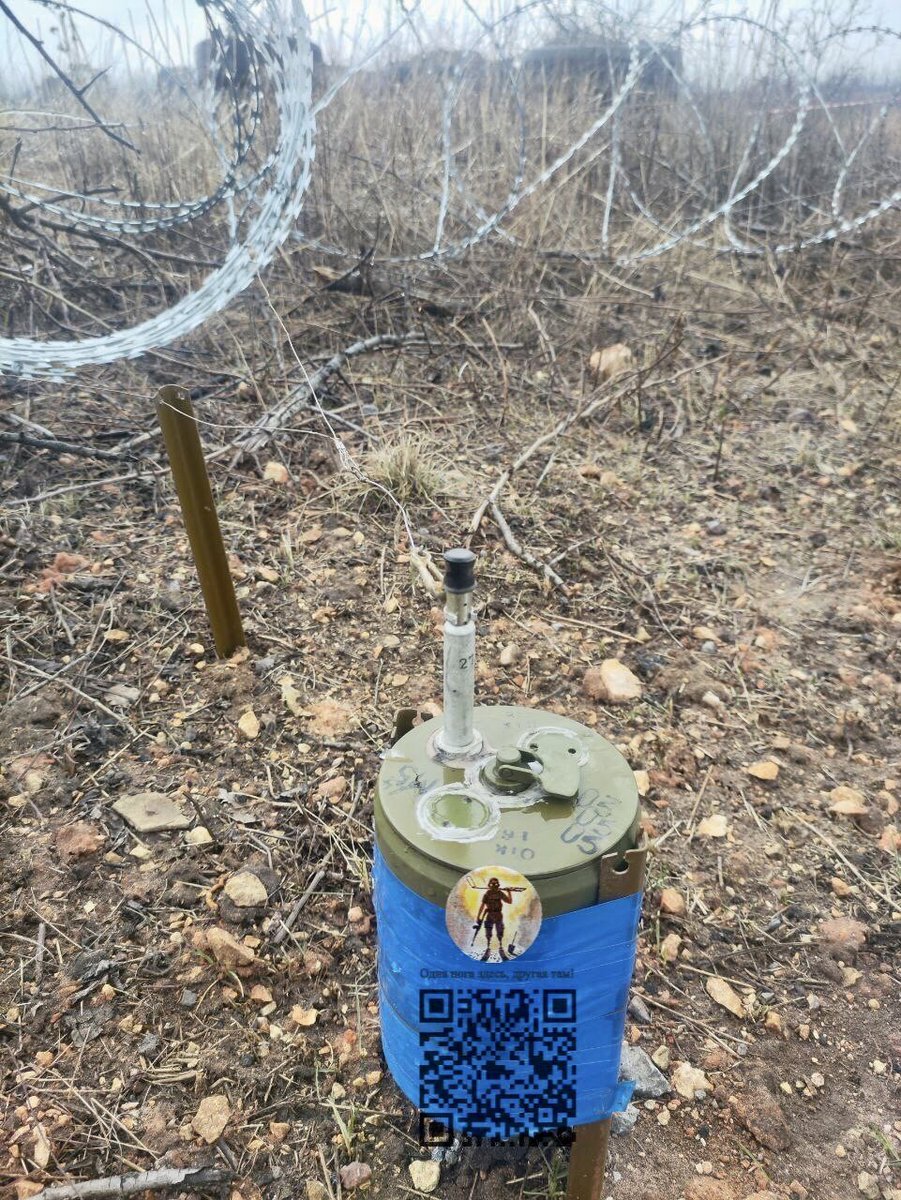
2, 0, 898, 84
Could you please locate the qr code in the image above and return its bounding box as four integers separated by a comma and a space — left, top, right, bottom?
418, 988, 576, 1143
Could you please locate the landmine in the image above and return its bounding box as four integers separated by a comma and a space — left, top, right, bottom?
374, 550, 645, 1200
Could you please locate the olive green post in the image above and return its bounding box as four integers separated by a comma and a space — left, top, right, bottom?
156, 385, 245, 658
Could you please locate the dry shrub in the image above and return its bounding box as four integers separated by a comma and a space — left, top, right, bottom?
346, 434, 444, 508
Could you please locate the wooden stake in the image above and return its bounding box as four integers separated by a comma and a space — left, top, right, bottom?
566, 1117, 612, 1200
156, 385, 245, 658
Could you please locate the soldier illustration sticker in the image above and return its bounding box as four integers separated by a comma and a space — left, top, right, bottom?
446, 866, 542, 962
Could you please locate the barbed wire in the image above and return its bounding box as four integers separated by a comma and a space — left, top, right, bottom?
368, 11, 899, 268
0, 0, 315, 376
0, 3, 272, 231
0, 3, 898, 377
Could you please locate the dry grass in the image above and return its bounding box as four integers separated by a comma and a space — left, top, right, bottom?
2, 20, 899, 348
348, 434, 445, 508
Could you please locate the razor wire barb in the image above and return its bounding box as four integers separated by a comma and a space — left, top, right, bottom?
0, 2, 899, 378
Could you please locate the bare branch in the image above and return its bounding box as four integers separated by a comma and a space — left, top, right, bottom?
33, 1166, 232, 1200
233, 332, 432, 452
0, 0, 138, 153
0, 428, 129, 460
488, 500, 569, 594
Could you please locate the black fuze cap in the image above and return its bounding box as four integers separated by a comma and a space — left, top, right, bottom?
443, 548, 476, 594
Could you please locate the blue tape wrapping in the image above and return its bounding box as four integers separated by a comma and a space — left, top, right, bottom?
373, 846, 641, 1140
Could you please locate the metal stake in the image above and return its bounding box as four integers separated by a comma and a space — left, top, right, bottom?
156, 385, 245, 659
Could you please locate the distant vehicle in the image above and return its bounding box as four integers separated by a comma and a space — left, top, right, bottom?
157, 65, 196, 93
387, 48, 486, 86
195, 34, 322, 92
520, 40, 682, 96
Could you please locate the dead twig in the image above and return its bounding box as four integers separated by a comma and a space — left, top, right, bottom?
0, 429, 127, 460
34, 920, 47, 985
640, 993, 746, 1052
687, 767, 715, 843
5, 411, 56, 438
468, 345, 676, 538
0, 655, 139, 737
789, 810, 895, 907
4, 468, 166, 508
233, 332, 432, 452
409, 548, 444, 598
488, 500, 569, 594
272, 846, 336, 946
34, 1165, 232, 1200
468, 326, 689, 588
467, 382, 618, 536
0, 0, 137, 154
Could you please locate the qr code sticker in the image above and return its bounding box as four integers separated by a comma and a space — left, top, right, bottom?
419, 988, 576, 1143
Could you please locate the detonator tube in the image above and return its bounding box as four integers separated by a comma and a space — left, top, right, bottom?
437, 548, 477, 755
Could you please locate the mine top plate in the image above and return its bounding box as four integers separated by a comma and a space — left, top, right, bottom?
377, 705, 639, 878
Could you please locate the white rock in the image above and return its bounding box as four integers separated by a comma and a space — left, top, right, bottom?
263, 461, 290, 484
224, 871, 268, 907
589, 343, 633, 381
829, 786, 867, 815
696, 813, 729, 838
408, 1160, 441, 1193
671, 1062, 710, 1099
705, 975, 745, 1019
499, 644, 518, 667
596, 659, 643, 704
659, 887, 685, 916
238, 709, 261, 739
745, 760, 779, 781
205, 927, 255, 969
113, 792, 190, 833
620, 1044, 670, 1098
339, 1163, 371, 1191
192, 1094, 230, 1143
660, 932, 682, 963
610, 1105, 639, 1137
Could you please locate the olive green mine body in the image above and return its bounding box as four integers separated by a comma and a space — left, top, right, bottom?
375, 706, 640, 916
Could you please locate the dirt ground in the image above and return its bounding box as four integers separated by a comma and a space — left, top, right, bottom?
1, 241, 899, 1200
